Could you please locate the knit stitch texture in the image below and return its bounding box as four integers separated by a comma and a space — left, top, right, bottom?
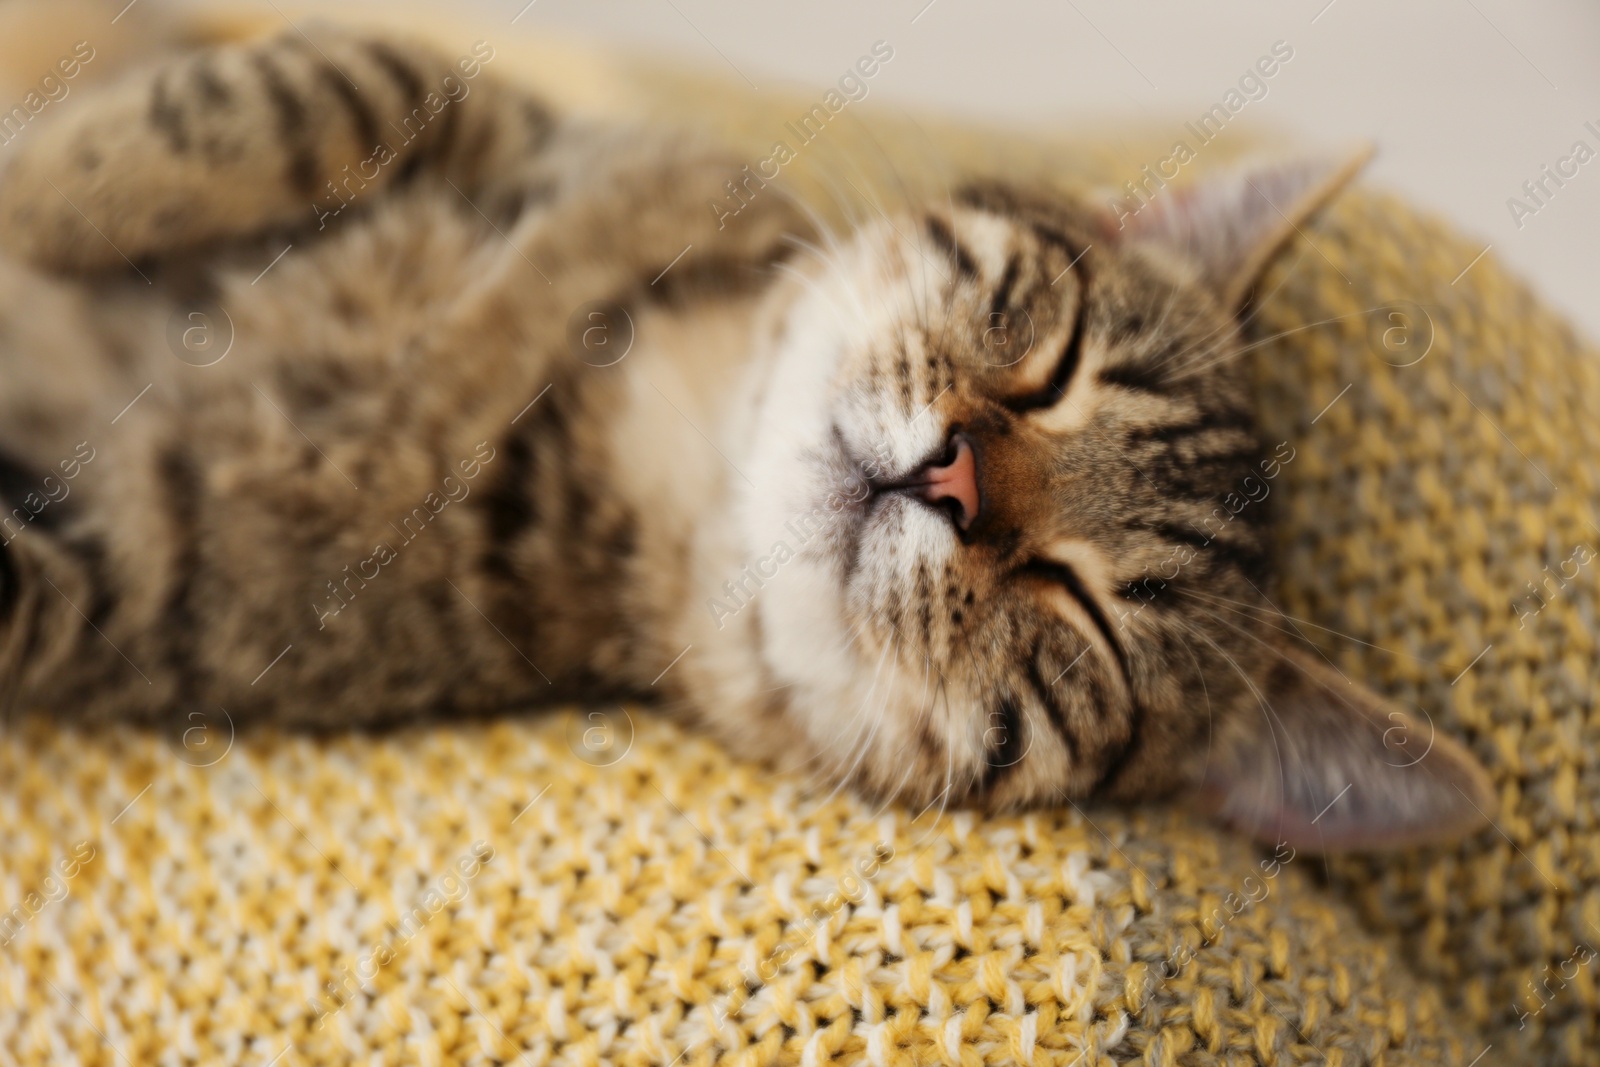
1, 10, 1596, 1066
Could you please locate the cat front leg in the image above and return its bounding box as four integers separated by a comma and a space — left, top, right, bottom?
0, 27, 550, 271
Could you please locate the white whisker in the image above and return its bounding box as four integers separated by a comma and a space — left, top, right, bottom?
1174, 585, 1432, 665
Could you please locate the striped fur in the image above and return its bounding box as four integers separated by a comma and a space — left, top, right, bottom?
0, 26, 1492, 848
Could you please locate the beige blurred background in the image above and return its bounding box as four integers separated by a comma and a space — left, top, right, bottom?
5, 0, 1598, 337
482, 0, 1600, 341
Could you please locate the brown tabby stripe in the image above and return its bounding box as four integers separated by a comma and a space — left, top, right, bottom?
1023, 560, 1129, 683
519, 98, 555, 149
1143, 459, 1243, 505
157, 446, 204, 686
0, 527, 17, 626
882, 581, 904, 640
1043, 301, 1086, 399
840, 510, 866, 590
477, 429, 536, 581
1182, 440, 1265, 467
1029, 559, 1147, 796
1097, 361, 1170, 394
978, 694, 1027, 790
1110, 312, 1147, 343
1007, 287, 1084, 412
192, 57, 233, 106
894, 336, 913, 411
362, 40, 425, 110
1152, 479, 1242, 510
915, 563, 933, 645
251, 53, 318, 196
1025, 654, 1077, 761
0, 449, 62, 531
924, 215, 977, 279
1138, 519, 1215, 552
988, 254, 1020, 320
600, 507, 637, 559
987, 525, 1023, 561
1124, 409, 1253, 445
148, 69, 190, 153
360, 41, 431, 183
559, 461, 598, 539
64, 535, 116, 630
1026, 221, 1087, 269
1231, 501, 1273, 529
1120, 574, 1164, 603
314, 58, 381, 156
428, 84, 464, 162
1090, 712, 1141, 795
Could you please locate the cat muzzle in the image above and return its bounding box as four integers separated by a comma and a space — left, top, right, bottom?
880, 432, 982, 531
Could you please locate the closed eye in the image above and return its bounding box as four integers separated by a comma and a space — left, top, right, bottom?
1004, 288, 1084, 412
1017, 559, 1129, 682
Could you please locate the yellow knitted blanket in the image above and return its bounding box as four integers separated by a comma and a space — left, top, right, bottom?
2, 6, 1596, 1066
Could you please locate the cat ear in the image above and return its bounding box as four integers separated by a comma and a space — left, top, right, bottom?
1101, 147, 1373, 310
1198, 643, 1497, 851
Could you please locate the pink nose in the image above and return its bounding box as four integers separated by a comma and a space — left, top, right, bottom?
912, 434, 981, 530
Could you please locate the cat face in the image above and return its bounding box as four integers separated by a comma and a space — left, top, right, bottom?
738, 155, 1496, 850
743, 184, 1268, 805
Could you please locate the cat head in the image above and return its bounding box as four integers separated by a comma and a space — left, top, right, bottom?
737, 151, 1495, 851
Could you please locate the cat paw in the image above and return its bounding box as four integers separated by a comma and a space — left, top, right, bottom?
0, 124, 107, 271
531, 129, 813, 287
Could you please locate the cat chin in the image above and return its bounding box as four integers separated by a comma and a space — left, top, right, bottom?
717, 266, 983, 797
734, 286, 860, 691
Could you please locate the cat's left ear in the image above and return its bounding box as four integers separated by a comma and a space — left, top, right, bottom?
1099, 147, 1373, 310
1197, 643, 1497, 852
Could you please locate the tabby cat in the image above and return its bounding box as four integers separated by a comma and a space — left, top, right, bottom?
0, 24, 1493, 849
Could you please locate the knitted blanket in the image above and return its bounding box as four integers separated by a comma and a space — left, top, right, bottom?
1, 6, 1596, 1065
